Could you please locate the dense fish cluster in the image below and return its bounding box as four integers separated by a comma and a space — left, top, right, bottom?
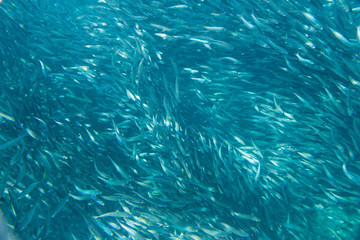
1, 0, 360, 239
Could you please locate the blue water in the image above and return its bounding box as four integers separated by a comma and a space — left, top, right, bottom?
0, 0, 360, 239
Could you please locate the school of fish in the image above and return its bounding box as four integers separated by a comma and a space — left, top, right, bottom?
0, 0, 360, 239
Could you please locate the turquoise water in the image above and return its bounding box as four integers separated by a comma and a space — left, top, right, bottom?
0, 0, 360, 239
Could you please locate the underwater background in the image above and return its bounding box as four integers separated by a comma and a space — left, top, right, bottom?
1, 0, 360, 239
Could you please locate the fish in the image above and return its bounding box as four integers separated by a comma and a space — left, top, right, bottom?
94, 210, 131, 219
1, 0, 360, 239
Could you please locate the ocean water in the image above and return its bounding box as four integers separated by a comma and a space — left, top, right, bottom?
0, 0, 360, 239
